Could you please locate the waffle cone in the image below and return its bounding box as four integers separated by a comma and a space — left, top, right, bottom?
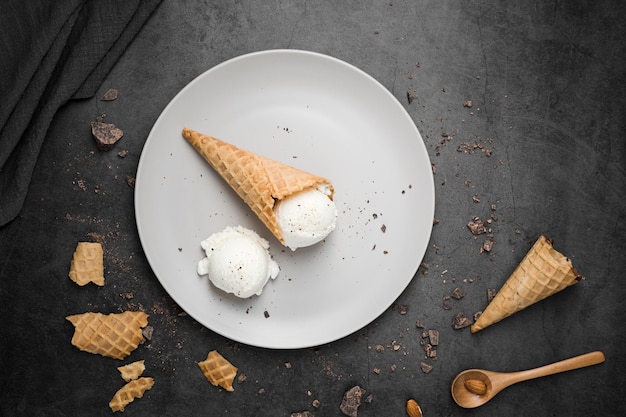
109, 377, 154, 412
471, 235, 583, 333
198, 350, 238, 392
66, 311, 149, 359
182, 128, 333, 244
68, 242, 104, 286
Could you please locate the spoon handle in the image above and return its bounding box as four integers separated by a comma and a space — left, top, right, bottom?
513, 351, 605, 383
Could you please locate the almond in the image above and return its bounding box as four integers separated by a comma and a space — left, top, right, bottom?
406, 399, 423, 417
464, 378, 487, 395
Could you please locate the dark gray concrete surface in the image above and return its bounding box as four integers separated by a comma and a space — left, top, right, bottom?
1, 1, 625, 416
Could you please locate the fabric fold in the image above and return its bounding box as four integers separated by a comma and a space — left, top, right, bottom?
0, 0, 163, 226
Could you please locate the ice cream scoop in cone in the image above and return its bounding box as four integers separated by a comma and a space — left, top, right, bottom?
471, 235, 583, 333
182, 128, 333, 245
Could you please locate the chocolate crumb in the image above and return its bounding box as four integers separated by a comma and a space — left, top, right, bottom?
380, 224, 387, 233
473, 311, 482, 321
237, 373, 247, 383
487, 288, 497, 301
399, 304, 409, 315
101, 88, 119, 101
427, 330, 439, 346
126, 176, 136, 188
339, 386, 365, 417
407, 89, 418, 104
312, 399, 320, 408
420, 362, 433, 374
452, 312, 472, 329
364, 393, 374, 404
415, 320, 425, 329
142, 325, 154, 341
91, 121, 123, 151
264, 310, 270, 318
467, 217, 486, 235
451, 288, 465, 299
291, 412, 314, 417
463, 100, 473, 108
482, 239, 494, 252
117, 149, 129, 158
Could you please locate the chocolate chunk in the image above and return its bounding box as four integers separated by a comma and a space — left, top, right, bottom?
91, 121, 123, 150
427, 330, 439, 346
340, 386, 365, 417
101, 88, 119, 101
407, 90, 417, 104
467, 217, 486, 235
452, 312, 472, 329
419, 362, 433, 374
451, 288, 465, 299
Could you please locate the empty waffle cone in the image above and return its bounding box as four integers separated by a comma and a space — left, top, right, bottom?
471, 235, 583, 333
66, 311, 149, 359
182, 128, 333, 244
198, 350, 238, 392
109, 377, 154, 412
68, 242, 104, 286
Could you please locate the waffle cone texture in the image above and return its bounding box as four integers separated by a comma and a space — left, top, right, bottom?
68, 242, 104, 286
198, 350, 238, 392
471, 235, 583, 333
182, 128, 333, 244
66, 311, 149, 359
109, 377, 154, 412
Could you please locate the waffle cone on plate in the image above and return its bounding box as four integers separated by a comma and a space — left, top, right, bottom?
66, 312, 149, 359
68, 242, 104, 286
182, 128, 333, 244
198, 350, 238, 392
471, 235, 583, 333
109, 377, 154, 412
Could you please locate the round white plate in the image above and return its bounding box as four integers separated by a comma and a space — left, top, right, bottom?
135, 50, 434, 349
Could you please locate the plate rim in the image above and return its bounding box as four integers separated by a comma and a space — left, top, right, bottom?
135, 48, 435, 349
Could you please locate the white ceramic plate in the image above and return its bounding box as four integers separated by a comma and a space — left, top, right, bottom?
135, 50, 434, 349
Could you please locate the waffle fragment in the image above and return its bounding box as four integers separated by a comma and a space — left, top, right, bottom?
117, 360, 146, 382
68, 242, 104, 286
66, 311, 149, 359
109, 377, 154, 412
197, 350, 238, 392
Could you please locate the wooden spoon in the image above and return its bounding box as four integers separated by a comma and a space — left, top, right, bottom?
451, 351, 605, 408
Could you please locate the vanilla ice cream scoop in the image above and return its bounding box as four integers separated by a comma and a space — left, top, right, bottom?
197, 226, 279, 298
274, 184, 338, 251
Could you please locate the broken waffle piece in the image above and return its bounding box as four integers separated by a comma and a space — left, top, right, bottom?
66, 311, 149, 360
109, 377, 154, 412
68, 242, 104, 286
117, 360, 146, 382
197, 350, 238, 392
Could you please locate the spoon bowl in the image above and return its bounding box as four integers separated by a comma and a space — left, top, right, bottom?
451, 351, 605, 409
